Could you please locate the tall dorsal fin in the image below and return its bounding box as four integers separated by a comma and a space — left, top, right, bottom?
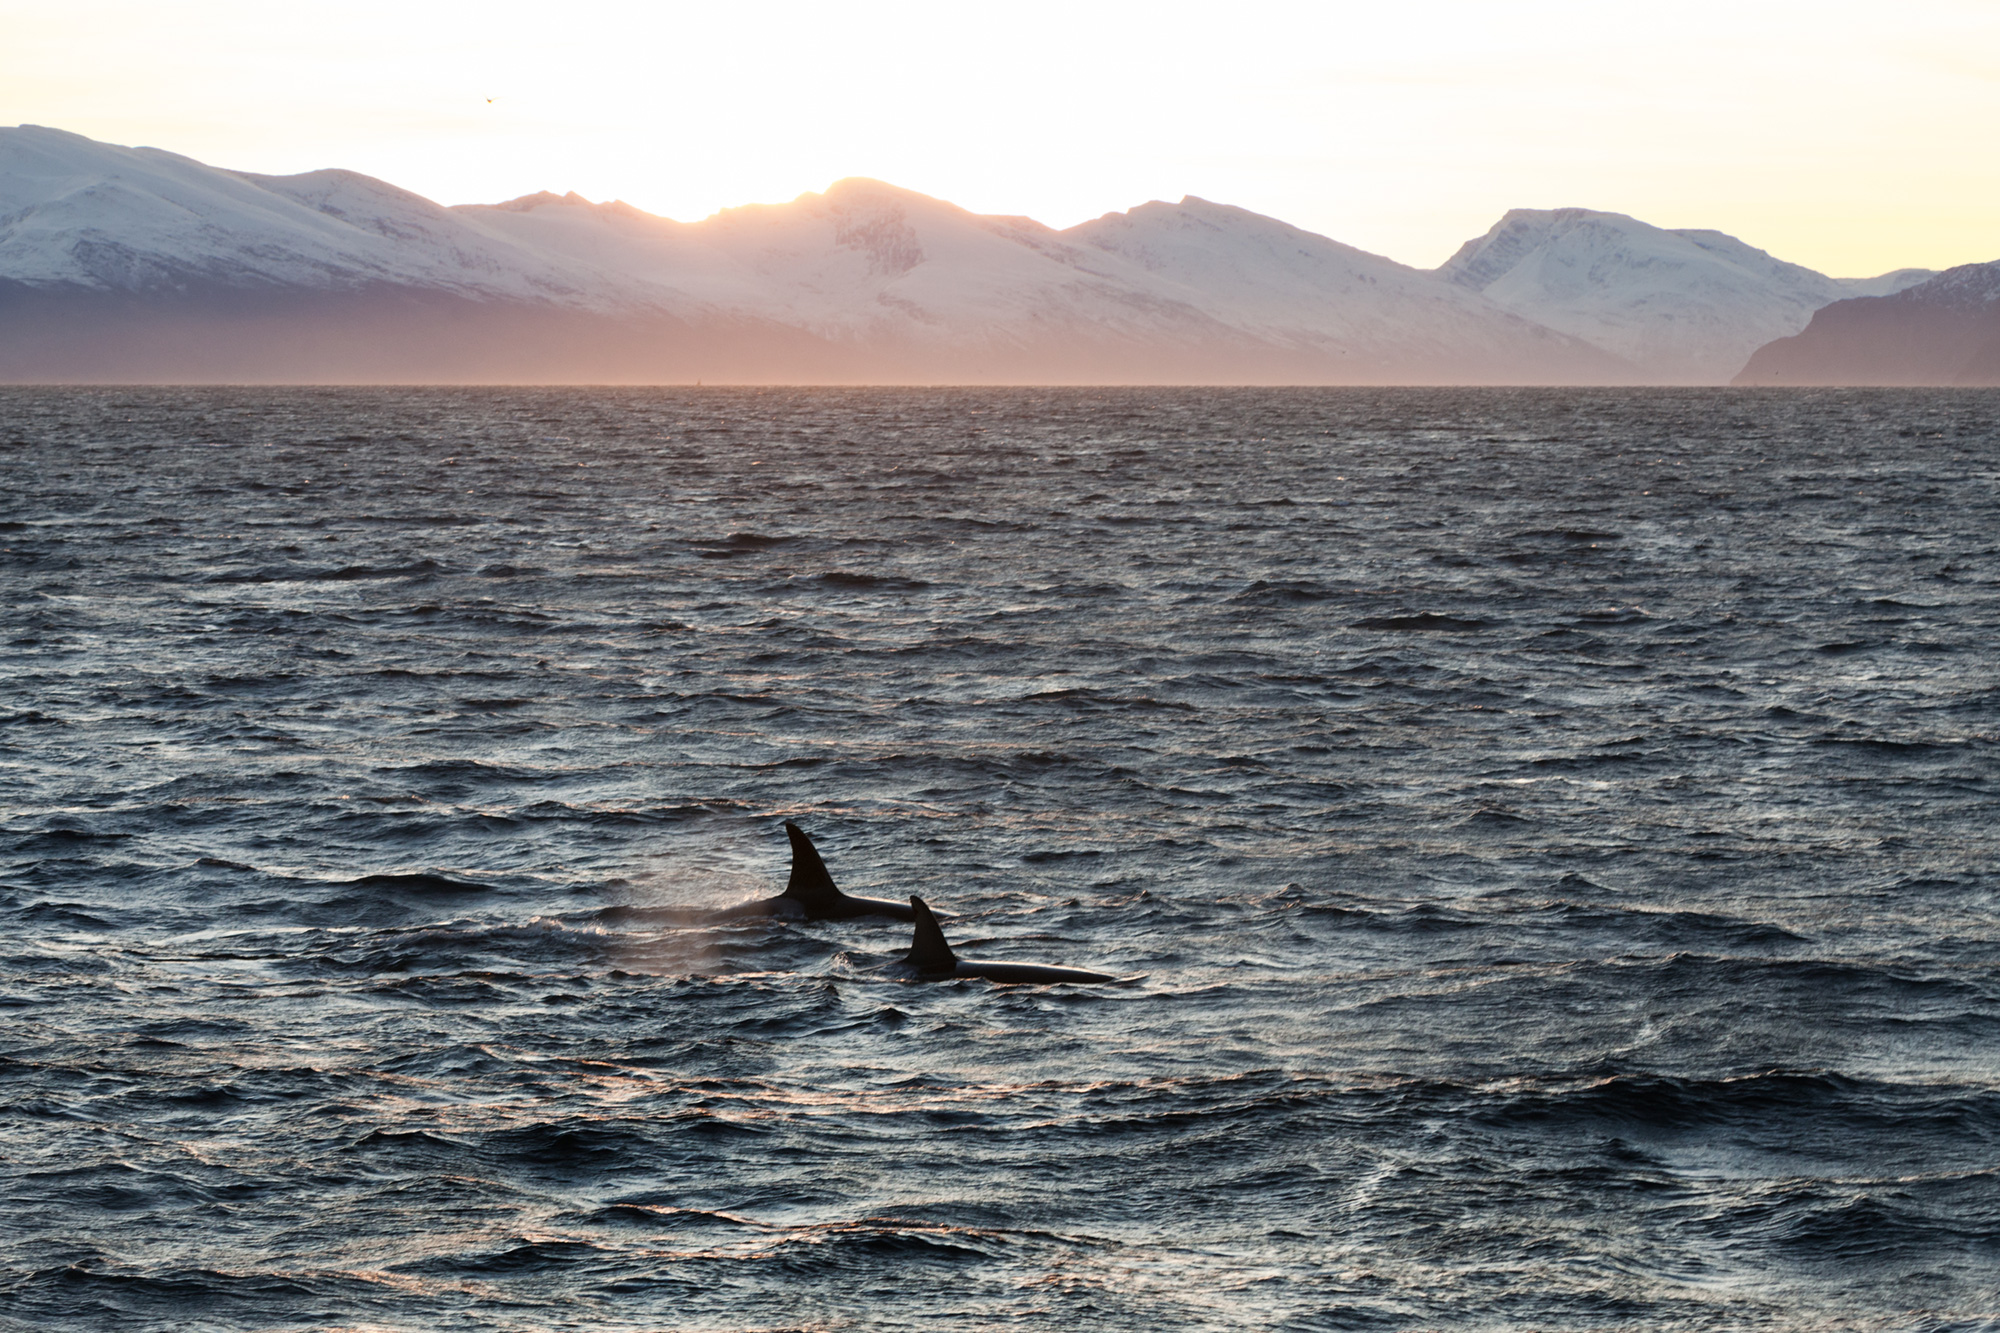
906, 896, 957, 975
780, 821, 844, 909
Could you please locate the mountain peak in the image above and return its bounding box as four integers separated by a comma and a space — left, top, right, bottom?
1442, 208, 1649, 290
1494, 205, 1633, 227
818, 177, 941, 208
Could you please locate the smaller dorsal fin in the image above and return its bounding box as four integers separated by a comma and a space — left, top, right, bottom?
780, 821, 843, 909
906, 896, 957, 974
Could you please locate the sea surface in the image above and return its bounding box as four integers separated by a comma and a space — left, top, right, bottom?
2, 387, 1997, 1332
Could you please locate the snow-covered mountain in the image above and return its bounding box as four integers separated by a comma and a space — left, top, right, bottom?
456, 182, 1620, 380
0, 125, 1932, 384
1436, 208, 1929, 383
0, 125, 1624, 383
1064, 197, 1604, 381
0, 128, 635, 305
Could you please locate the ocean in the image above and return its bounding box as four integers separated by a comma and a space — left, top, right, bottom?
2, 387, 1996, 1331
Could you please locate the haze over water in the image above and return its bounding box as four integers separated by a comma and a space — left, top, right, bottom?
2, 387, 1996, 1331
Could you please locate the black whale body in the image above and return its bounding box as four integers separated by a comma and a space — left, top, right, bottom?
903, 894, 1120, 984
720, 821, 921, 922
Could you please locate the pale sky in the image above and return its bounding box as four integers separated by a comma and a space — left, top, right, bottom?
4, 0, 1997, 276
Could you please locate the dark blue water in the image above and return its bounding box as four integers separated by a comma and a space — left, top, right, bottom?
3, 387, 1997, 1331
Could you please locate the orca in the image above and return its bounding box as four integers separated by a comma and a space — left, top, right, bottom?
902, 895, 1120, 984
722, 821, 921, 921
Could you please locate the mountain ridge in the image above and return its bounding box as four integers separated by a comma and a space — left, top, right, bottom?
0, 125, 1941, 385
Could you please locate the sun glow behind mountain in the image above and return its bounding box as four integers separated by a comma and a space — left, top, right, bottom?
3, 0, 1998, 275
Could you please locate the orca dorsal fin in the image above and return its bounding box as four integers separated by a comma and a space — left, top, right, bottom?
780, 821, 844, 910
906, 895, 957, 974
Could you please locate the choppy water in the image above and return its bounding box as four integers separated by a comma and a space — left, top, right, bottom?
2, 387, 1997, 1332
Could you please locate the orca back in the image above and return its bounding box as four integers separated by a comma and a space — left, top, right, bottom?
780, 821, 846, 914
906, 895, 958, 975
